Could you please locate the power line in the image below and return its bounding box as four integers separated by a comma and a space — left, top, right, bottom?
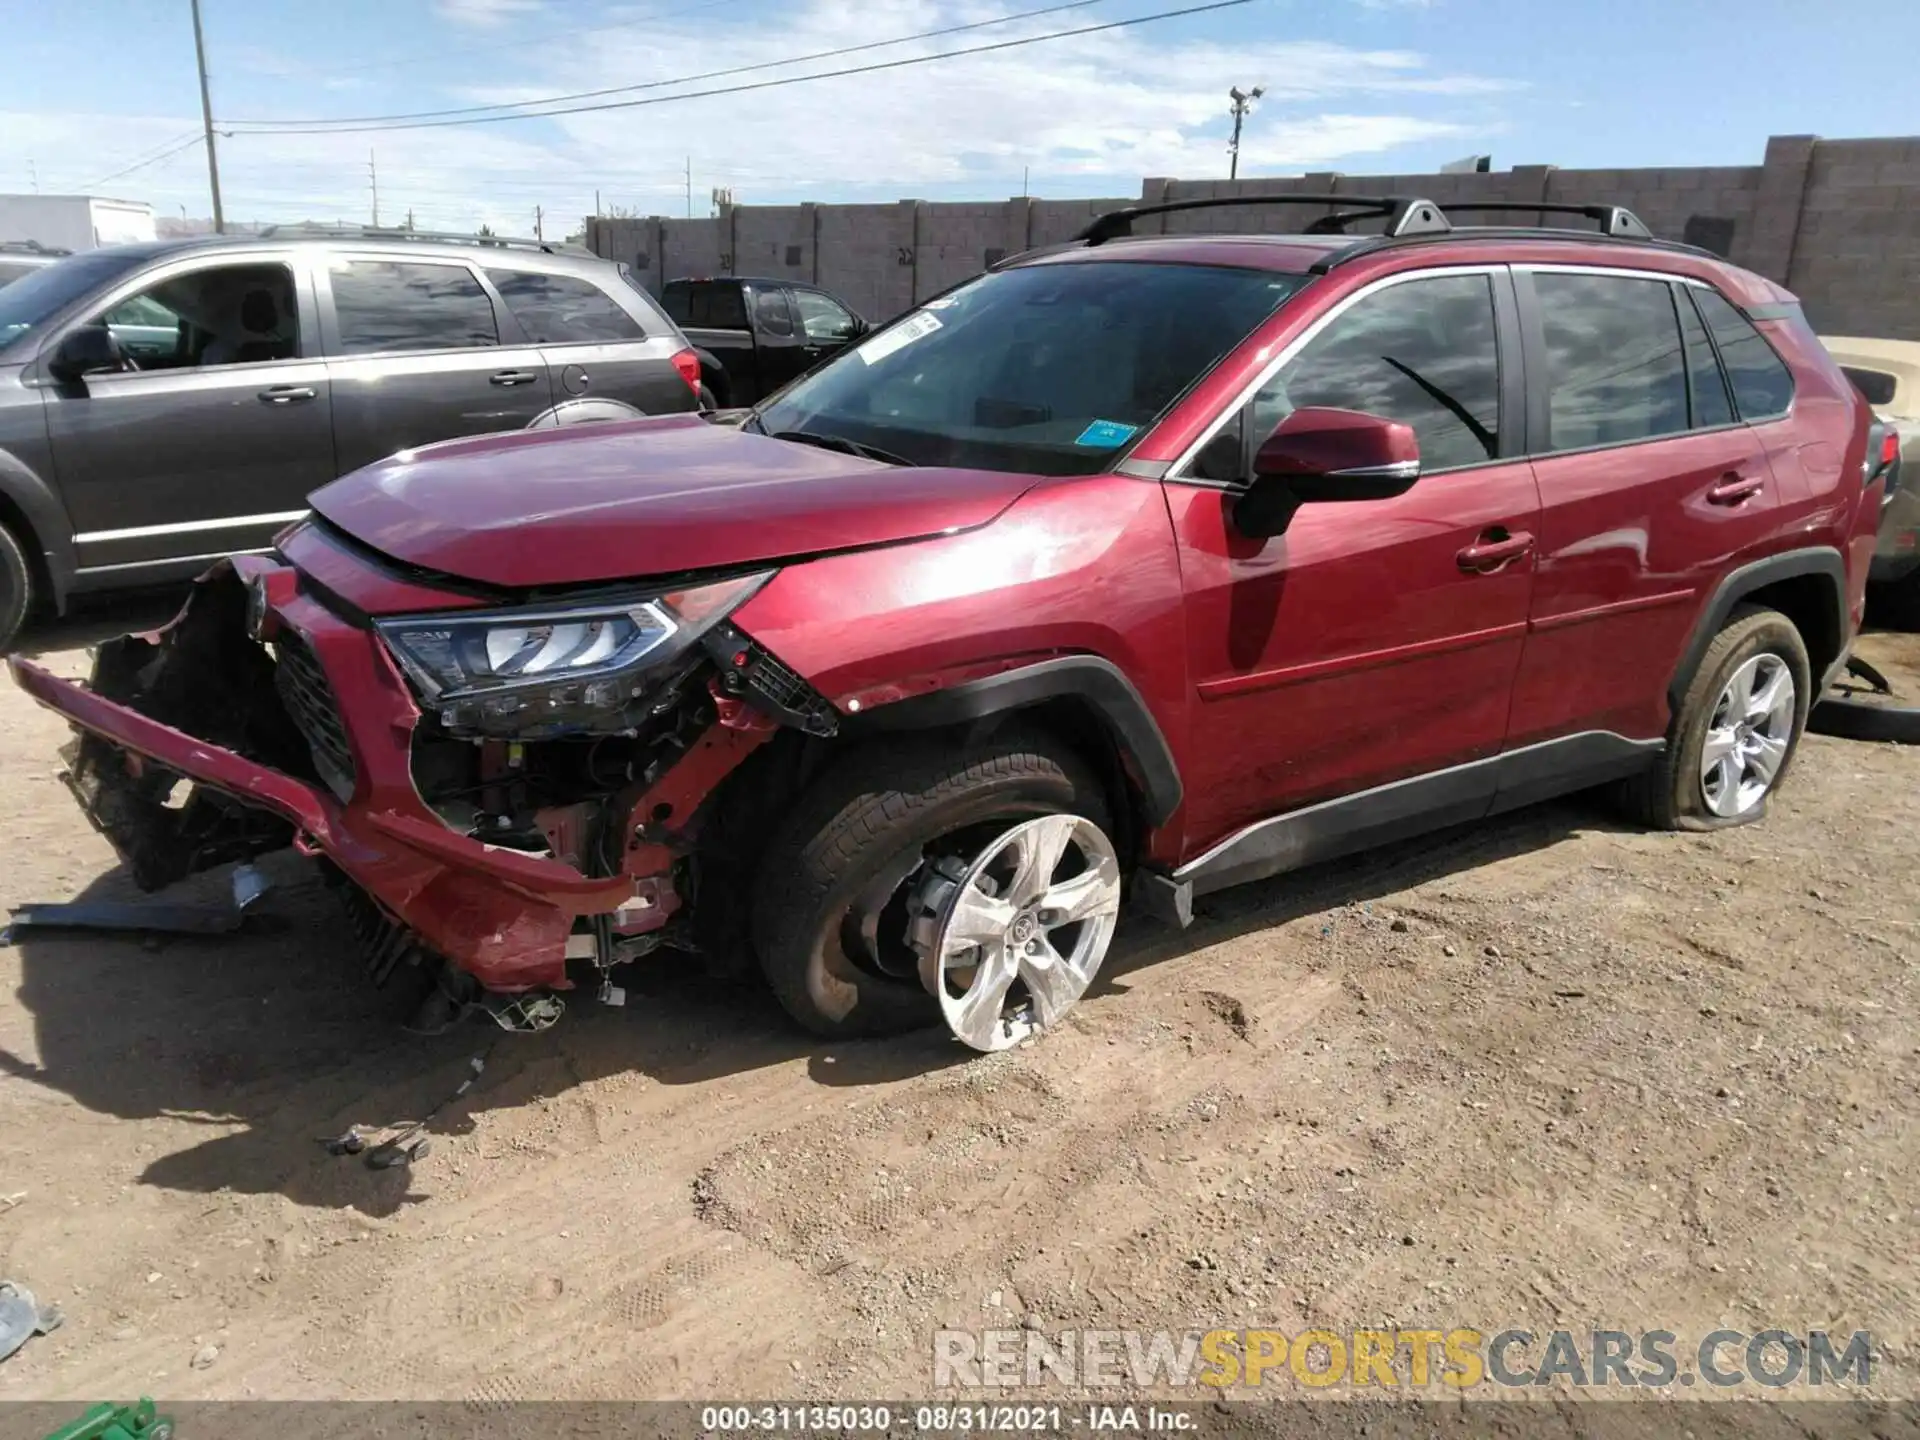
225, 0, 1253, 136
85, 132, 208, 190
236, 0, 1108, 129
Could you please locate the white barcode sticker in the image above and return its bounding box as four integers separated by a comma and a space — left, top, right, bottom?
857, 309, 943, 365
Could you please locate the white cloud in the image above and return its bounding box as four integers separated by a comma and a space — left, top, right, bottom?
432, 0, 543, 26
0, 1, 1515, 232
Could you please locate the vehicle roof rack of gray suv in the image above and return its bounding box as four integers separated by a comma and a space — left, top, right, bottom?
0, 239, 71, 256
251, 223, 584, 254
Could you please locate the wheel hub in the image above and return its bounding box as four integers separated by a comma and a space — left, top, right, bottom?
1700, 652, 1796, 818
906, 813, 1122, 1053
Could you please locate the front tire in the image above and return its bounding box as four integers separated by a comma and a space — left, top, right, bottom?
1621, 605, 1811, 830
0, 521, 34, 654
750, 733, 1112, 1040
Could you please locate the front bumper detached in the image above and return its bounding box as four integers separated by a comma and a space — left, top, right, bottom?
8, 557, 766, 993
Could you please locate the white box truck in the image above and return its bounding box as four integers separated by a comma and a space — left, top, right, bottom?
0, 194, 157, 251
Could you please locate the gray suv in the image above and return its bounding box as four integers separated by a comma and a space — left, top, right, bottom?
0, 228, 703, 647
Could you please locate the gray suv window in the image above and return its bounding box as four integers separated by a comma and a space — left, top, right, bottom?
485, 269, 644, 344
331, 259, 498, 355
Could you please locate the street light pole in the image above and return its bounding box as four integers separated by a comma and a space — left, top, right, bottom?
189, 0, 224, 233
1227, 84, 1264, 182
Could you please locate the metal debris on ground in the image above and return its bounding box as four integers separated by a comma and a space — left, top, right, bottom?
319, 1050, 490, 1173
2, 863, 273, 945
0, 1281, 62, 1364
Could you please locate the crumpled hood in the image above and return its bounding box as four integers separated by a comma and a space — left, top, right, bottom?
306, 414, 1038, 589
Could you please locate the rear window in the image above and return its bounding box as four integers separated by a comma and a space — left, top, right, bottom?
330, 259, 499, 355
662, 281, 748, 329
486, 269, 645, 344
1692, 289, 1794, 420
1842, 366, 1898, 409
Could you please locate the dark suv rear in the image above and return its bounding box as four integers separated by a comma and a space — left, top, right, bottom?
0, 228, 703, 647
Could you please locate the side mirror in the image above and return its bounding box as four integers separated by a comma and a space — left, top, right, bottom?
1233, 406, 1421, 538
48, 325, 125, 383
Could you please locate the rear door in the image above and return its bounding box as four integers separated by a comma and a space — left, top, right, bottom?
1508, 268, 1794, 745
484, 265, 694, 415
319, 254, 554, 474
40, 251, 335, 576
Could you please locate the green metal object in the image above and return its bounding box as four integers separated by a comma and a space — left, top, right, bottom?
42, 1398, 174, 1440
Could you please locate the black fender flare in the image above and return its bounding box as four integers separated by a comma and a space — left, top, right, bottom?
846, 655, 1183, 828
1667, 547, 1849, 711
0, 448, 77, 610
690, 347, 729, 403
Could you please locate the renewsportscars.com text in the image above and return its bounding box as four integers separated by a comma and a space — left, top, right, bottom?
933, 1327, 1874, 1390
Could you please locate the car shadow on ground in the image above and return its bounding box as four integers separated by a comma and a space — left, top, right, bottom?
1, 790, 1631, 1213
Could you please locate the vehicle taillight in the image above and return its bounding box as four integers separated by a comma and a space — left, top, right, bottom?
671, 348, 702, 396
1880, 429, 1901, 470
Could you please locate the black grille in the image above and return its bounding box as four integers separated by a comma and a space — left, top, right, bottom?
273, 628, 356, 797
746, 649, 810, 712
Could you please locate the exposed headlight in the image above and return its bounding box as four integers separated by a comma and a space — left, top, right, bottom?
376, 571, 772, 737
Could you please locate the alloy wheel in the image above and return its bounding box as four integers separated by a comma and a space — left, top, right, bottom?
910, 814, 1122, 1052
1699, 652, 1796, 818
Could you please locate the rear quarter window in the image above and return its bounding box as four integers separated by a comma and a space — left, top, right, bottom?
1692, 288, 1794, 420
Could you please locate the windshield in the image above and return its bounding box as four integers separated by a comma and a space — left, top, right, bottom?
0, 249, 147, 352
755, 261, 1308, 475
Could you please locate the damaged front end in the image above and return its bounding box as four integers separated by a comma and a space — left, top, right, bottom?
9, 543, 840, 1009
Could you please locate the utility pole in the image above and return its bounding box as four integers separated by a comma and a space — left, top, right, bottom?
1227, 84, 1264, 182
534, 204, 543, 241
685, 156, 692, 219
405, 206, 415, 232
594, 188, 601, 217
189, 0, 224, 233
368, 150, 379, 227
27, 159, 37, 194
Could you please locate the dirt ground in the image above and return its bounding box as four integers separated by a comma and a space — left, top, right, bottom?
1, 600, 1916, 1410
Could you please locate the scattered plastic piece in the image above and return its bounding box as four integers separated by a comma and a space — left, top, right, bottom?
0, 1281, 62, 1364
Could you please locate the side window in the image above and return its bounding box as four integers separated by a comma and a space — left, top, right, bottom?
1224, 273, 1501, 476
484, 270, 645, 344
1693, 289, 1793, 420
97, 262, 299, 370
1534, 273, 1687, 451
330, 260, 497, 355
792, 288, 859, 343
751, 286, 794, 337
1676, 284, 1734, 429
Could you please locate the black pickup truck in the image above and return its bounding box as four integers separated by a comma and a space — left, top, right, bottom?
660, 276, 869, 408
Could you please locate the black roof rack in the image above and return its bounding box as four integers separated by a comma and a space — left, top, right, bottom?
1438, 202, 1653, 238
1074, 194, 1667, 252
1310, 225, 1714, 274
252, 223, 579, 254
1075, 194, 1449, 245
0, 239, 71, 256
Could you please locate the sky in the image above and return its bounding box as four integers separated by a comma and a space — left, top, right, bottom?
1, 0, 1915, 238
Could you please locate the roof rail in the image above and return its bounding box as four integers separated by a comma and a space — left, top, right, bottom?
252, 223, 579, 254
1438, 202, 1653, 238
1075, 194, 1449, 245
0, 239, 71, 256
1309, 224, 1711, 274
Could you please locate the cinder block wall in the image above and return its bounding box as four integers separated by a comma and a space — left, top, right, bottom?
589, 134, 1920, 338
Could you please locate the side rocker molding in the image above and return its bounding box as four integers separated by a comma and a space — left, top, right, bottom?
1668, 547, 1848, 709
1135, 730, 1663, 928
849, 654, 1183, 827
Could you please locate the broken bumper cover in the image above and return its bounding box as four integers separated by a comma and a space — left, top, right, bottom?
7, 562, 640, 993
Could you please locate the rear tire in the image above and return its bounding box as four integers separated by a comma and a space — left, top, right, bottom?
1619, 605, 1810, 831
697, 383, 719, 412
750, 732, 1110, 1040
0, 521, 34, 654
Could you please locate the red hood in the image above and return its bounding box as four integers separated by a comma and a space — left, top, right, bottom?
306, 415, 1038, 589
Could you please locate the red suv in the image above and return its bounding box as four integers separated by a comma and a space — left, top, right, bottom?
10, 196, 1878, 1054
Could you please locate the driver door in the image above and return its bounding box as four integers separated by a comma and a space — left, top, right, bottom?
42, 252, 334, 577
1166, 266, 1540, 858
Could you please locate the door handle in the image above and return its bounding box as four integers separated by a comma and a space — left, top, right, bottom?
1456, 528, 1535, 573
257, 385, 316, 405
1706, 472, 1764, 505
490, 370, 539, 387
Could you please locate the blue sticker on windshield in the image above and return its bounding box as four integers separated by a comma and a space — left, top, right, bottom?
1075, 419, 1139, 449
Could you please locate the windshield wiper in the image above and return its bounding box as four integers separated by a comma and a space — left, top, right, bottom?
768, 428, 913, 467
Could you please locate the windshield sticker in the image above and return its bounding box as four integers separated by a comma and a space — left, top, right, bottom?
857, 310, 943, 365
1074, 419, 1140, 449
922, 295, 960, 309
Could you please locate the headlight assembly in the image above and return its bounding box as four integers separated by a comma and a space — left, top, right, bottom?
375, 570, 772, 738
